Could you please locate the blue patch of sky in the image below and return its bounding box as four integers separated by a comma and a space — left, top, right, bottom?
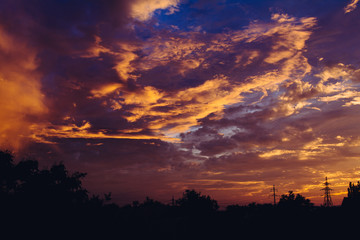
152, 0, 347, 34
153, 0, 269, 33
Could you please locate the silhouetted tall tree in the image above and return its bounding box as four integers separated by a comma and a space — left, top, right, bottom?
342, 181, 360, 207
176, 189, 219, 214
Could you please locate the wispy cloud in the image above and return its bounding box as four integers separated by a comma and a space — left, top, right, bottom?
87, 13, 317, 139
344, 0, 359, 13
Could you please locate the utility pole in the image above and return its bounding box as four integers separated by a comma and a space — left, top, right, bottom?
270, 185, 278, 205
171, 195, 175, 206
321, 177, 333, 207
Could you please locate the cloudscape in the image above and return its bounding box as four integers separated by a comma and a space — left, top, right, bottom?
1, 0, 360, 206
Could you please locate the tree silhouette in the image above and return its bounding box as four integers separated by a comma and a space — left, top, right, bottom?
0, 150, 91, 211
278, 191, 313, 208
0, 150, 118, 238
342, 181, 360, 207
0, 150, 17, 195
2, 149, 359, 239
176, 189, 219, 214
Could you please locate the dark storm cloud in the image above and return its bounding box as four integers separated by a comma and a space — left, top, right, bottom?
0, 0, 132, 56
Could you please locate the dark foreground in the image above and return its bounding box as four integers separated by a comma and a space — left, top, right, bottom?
2, 202, 360, 239
1, 150, 360, 239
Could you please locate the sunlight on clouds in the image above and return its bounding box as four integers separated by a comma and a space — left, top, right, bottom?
265, 15, 316, 63
84, 39, 140, 82
128, 76, 244, 135
315, 64, 360, 106
90, 82, 165, 121
318, 90, 360, 104
91, 75, 244, 135
302, 137, 345, 151
113, 44, 140, 81
344, 0, 359, 13
90, 83, 123, 98
0, 27, 47, 150
235, 50, 260, 66
124, 86, 164, 106
259, 149, 296, 158
235, 15, 316, 95
344, 96, 360, 106
31, 121, 179, 143
179, 58, 204, 75
140, 35, 205, 72
130, 0, 180, 21
81, 35, 112, 58
247, 51, 312, 102
259, 135, 351, 161
273, 80, 320, 117
315, 63, 352, 84
89, 13, 318, 139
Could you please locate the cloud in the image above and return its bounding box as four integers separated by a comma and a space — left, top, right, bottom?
0, 27, 47, 150
344, 0, 359, 13
264, 14, 316, 63
88, 13, 317, 140
0, 0, 186, 148
91, 75, 243, 136
2, 0, 360, 207
113, 43, 140, 81
314, 63, 360, 106
130, 0, 180, 21
30, 121, 179, 143
139, 33, 205, 73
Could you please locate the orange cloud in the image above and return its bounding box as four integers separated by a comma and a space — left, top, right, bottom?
93, 75, 244, 135
30, 121, 180, 143
315, 63, 360, 106
84, 39, 140, 82
139, 34, 205, 73
130, 0, 180, 21
0, 27, 47, 150
89, 14, 318, 139
113, 43, 140, 81
344, 0, 359, 13
81, 35, 112, 58
90, 83, 124, 98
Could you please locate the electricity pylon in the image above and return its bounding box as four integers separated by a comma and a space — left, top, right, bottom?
321, 177, 333, 207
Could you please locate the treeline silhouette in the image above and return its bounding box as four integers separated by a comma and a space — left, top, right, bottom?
1, 150, 359, 239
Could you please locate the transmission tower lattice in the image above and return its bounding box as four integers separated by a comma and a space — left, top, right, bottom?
321, 177, 333, 207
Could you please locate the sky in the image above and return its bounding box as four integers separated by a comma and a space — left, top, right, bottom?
1, 0, 360, 206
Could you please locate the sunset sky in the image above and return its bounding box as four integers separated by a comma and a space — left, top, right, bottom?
1, 0, 360, 206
